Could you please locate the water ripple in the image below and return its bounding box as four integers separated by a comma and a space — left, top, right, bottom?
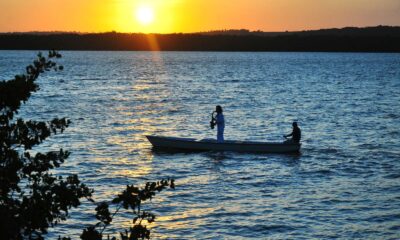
1, 51, 399, 239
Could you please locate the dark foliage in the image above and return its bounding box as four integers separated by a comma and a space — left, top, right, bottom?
0, 51, 174, 239
0, 26, 400, 52
0, 50, 93, 239
78, 180, 175, 240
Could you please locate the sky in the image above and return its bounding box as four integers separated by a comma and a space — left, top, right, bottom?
0, 0, 399, 33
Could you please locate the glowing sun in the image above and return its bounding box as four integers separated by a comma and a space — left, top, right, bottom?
136, 6, 154, 25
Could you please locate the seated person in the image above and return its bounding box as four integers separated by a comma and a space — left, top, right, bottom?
284, 122, 301, 143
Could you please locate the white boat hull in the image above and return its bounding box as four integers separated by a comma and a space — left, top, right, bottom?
146, 136, 300, 153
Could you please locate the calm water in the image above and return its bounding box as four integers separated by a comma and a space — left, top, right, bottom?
1, 51, 400, 239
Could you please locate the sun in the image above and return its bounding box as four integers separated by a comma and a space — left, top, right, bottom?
136, 6, 154, 25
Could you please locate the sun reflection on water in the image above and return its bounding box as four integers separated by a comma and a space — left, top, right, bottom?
156, 206, 216, 229
11, 51, 399, 239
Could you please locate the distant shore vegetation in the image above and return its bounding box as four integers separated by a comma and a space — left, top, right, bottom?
0, 26, 399, 52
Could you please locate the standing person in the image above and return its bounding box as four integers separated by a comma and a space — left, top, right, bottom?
284, 122, 301, 143
211, 105, 225, 142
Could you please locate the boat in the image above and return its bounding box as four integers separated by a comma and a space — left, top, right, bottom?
146, 135, 300, 153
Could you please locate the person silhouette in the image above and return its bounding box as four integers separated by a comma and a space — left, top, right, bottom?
212, 105, 225, 142
284, 122, 301, 143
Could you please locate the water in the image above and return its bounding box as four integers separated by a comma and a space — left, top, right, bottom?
1, 51, 400, 239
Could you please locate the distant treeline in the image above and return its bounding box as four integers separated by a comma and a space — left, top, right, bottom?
1, 26, 400, 52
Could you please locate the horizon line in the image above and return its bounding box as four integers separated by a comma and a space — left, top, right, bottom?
1, 25, 398, 35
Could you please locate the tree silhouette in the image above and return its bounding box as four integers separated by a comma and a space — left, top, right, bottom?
1, 26, 399, 52
0, 51, 174, 240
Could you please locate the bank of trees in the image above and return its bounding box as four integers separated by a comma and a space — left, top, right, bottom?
0, 51, 174, 239
1, 26, 400, 52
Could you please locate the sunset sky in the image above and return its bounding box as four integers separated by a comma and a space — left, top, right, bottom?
1, 0, 399, 33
